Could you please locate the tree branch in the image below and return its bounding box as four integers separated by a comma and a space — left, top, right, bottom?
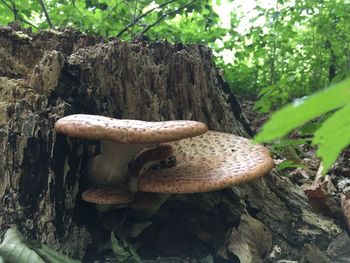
38, 0, 55, 29
9, 0, 18, 20
138, 0, 198, 36
1, 0, 38, 29
107, 3, 120, 19
116, 0, 179, 38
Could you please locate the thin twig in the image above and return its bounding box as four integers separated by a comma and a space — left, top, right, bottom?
130, 0, 138, 38
107, 2, 120, 19
9, 0, 18, 20
314, 161, 324, 183
1, 0, 38, 29
38, 0, 55, 29
116, 0, 179, 37
139, 0, 198, 36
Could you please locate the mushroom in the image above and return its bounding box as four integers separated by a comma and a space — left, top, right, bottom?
81, 144, 174, 206
82, 188, 134, 205
55, 115, 274, 210
136, 131, 275, 193
127, 144, 174, 192
78, 130, 274, 214
54, 114, 207, 190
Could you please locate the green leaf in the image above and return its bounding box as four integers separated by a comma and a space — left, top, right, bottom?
111, 232, 142, 263
276, 160, 307, 170
0, 227, 81, 263
199, 254, 214, 263
31, 242, 81, 263
255, 78, 350, 142
272, 138, 309, 147
298, 122, 323, 136
0, 227, 45, 263
313, 104, 350, 171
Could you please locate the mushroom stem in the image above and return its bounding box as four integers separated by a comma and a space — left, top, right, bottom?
131, 193, 171, 219
89, 141, 146, 187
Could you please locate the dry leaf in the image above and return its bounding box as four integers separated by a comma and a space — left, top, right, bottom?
340, 193, 350, 230
327, 231, 350, 262
304, 178, 342, 219
226, 213, 272, 263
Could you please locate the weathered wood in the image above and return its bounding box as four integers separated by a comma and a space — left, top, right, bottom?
0, 27, 343, 262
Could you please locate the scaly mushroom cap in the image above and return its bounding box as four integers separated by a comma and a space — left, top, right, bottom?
82, 188, 134, 204
137, 131, 275, 193
54, 114, 208, 143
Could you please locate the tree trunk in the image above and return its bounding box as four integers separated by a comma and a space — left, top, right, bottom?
0, 27, 345, 262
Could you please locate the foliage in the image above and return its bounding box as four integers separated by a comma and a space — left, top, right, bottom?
216, 1, 350, 109
1, 0, 349, 107
0, 0, 225, 42
255, 78, 350, 173
111, 232, 142, 263
276, 160, 306, 171
0, 227, 45, 263
0, 227, 80, 263
0, 227, 143, 262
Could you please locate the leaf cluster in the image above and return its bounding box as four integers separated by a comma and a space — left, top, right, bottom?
216, 0, 350, 112
0, 0, 226, 42
0, 227, 80, 263
256, 78, 350, 173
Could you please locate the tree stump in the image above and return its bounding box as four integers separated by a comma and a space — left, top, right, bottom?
0, 27, 345, 262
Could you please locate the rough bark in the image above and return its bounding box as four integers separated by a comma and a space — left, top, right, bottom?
0, 26, 345, 262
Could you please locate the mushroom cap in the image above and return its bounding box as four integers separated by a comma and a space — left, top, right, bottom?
137, 131, 275, 193
54, 114, 208, 144
128, 144, 174, 177
82, 188, 134, 204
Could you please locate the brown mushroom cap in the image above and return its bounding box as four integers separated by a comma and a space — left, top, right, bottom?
137, 131, 275, 193
128, 144, 174, 177
82, 188, 134, 204
128, 144, 174, 192
54, 114, 208, 143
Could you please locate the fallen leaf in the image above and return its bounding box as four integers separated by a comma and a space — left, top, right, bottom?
304, 177, 342, 219
327, 231, 350, 262
340, 193, 350, 230
226, 213, 272, 263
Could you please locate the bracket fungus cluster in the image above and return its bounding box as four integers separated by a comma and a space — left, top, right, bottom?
54, 114, 274, 208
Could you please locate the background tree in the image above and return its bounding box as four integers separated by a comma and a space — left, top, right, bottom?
1, 0, 349, 111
